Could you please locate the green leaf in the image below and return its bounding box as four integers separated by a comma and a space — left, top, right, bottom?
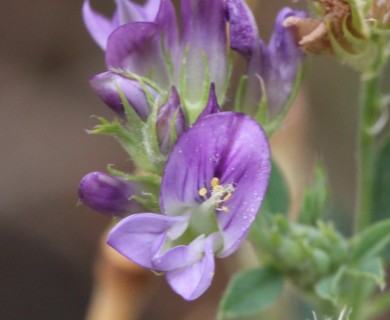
314, 265, 346, 305
350, 218, 390, 261
347, 258, 385, 290
261, 160, 290, 216
234, 75, 248, 112
298, 163, 328, 225
218, 266, 284, 319
106, 165, 162, 185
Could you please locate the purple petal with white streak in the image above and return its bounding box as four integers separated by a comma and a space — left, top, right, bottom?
107, 213, 186, 268
106, 0, 177, 86
160, 112, 271, 255
181, 0, 227, 101
152, 241, 203, 272
90, 71, 153, 120
115, 0, 146, 24
165, 235, 215, 300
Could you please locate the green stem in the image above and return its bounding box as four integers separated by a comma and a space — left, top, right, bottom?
354, 74, 381, 233
363, 293, 390, 319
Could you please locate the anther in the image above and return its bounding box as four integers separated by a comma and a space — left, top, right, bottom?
199, 188, 208, 197
222, 193, 232, 202
210, 177, 220, 188
217, 206, 229, 212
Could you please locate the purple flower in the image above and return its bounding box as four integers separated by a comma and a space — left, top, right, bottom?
107, 112, 271, 300
226, 1, 306, 117
83, 0, 228, 117
79, 172, 151, 217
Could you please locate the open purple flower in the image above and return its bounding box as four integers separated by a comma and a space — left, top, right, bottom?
107, 112, 271, 300
83, 0, 228, 119
226, 1, 306, 117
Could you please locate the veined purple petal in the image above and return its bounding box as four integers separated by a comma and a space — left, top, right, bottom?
181, 0, 227, 101
106, 0, 177, 86
225, 0, 259, 59
165, 235, 215, 301
90, 71, 154, 120
82, 0, 114, 49
106, 22, 166, 82
83, 0, 167, 50
78, 172, 146, 217
156, 87, 186, 155
107, 213, 185, 268
154, 0, 178, 50
161, 112, 270, 256
197, 83, 221, 120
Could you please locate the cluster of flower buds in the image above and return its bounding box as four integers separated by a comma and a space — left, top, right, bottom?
284, 0, 390, 75
79, 0, 307, 300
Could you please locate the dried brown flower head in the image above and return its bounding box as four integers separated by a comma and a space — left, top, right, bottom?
368, 0, 390, 28
283, 0, 357, 55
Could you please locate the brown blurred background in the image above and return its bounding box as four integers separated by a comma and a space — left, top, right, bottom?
0, 0, 359, 319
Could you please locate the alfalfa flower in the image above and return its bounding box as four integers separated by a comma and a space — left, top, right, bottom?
107, 112, 271, 300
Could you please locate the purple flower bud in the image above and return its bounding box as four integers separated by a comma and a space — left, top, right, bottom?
156, 87, 186, 155
197, 83, 221, 120
89, 71, 157, 120
78, 172, 146, 217
226, 1, 307, 117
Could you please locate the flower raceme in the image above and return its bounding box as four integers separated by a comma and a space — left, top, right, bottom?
84, 0, 228, 123
107, 112, 271, 300
84, 0, 306, 128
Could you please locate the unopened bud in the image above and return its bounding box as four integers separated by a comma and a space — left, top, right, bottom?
79, 172, 146, 217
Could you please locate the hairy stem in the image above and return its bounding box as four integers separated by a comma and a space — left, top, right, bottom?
354, 74, 381, 233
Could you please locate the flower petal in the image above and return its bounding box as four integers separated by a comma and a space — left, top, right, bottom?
115, 0, 149, 25
107, 213, 185, 269
106, 22, 165, 80
78, 172, 148, 217
165, 236, 215, 300
82, 0, 114, 49
106, 0, 177, 86
161, 112, 270, 258
225, 0, 259, 59
152, 240, 203, 272
180, 0, 227, 101
89, 71, 154, 120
